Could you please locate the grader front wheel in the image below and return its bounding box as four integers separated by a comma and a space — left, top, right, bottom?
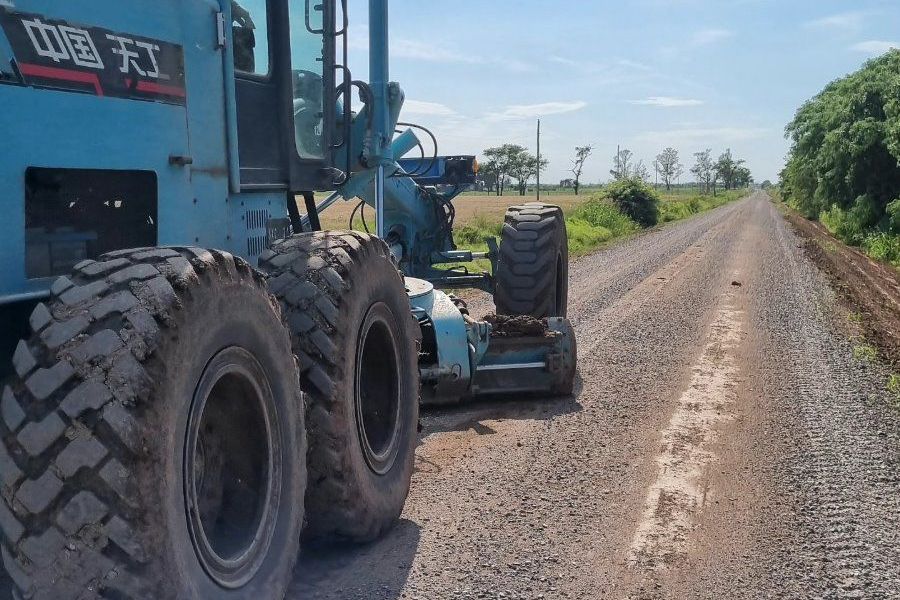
495, 203, 569, 319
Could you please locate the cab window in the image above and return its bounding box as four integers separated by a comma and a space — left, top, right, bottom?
232, 0, 270, 76
289, 1, 326, 160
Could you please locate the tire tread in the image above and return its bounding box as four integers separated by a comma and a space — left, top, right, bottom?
0, 247, 272, 599
260, 231, 419, 542
495, 203, 568, 318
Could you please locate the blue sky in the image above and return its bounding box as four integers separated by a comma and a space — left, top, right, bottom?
345, 0, 899, 185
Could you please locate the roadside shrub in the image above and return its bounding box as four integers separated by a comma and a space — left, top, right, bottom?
849, 194, 881, 232
820, 204, 864, 245
864, 232, 900, 266
570, 196, 640, 236
603, 178, 660, 228
887, 198, 900, 233
819, 195, 883, 246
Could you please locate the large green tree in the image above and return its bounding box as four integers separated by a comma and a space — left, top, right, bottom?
781, 49, 900, 233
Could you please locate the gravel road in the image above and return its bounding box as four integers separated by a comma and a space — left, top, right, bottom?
291, 193, 900, 600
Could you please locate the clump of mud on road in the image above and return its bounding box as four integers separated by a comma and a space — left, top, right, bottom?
483, 313, 550, 337
785, 210, 900, 368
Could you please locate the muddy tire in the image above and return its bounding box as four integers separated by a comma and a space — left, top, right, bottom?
259, 231, 420, 543
0, 248, 305, 599
495, 203, 569, 318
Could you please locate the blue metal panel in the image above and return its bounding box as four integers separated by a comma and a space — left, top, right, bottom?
407, 278, 471, 400
0, 0, 286, 303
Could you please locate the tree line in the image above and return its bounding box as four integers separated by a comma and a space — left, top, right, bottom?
781, 49, 900, 247
610, 146, 752, 194
477, 143, 752, 196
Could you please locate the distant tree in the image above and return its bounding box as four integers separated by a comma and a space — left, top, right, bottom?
560, 178, 576, 189
715, 149, 749, 190
478, 163, 499, 193
611, 147, 634, 180
482, 144, 528, 196
509, 152, 549, 196
570, 145, 593, 195
633, 160, 651, 183
691, 149, 714, 194
656, 147, 683, 191
733, 165, 753, 188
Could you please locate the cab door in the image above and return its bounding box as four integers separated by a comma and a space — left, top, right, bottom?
230, 0, 335, 191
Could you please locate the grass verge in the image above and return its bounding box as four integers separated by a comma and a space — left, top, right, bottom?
452, 188, 748, 261
658, 189, 745, 223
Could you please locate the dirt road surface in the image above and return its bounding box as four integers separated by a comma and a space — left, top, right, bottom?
292, 193, 900, 599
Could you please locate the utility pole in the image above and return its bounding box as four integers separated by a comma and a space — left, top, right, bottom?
536, 119, 541, 202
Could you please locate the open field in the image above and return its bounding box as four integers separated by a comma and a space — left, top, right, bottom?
314, 194, 590, 231
314, 189, 747, 249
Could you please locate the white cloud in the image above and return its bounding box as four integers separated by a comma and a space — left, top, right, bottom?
690, 29, 734, 46
635, 126, 768, 144
402, 100, 457, 117
806, 11, 868, 32
488, 101, 588, 121
349, 27, 532, 71
392, 39, 480, 64
617, 59, 654, 72
850, 40, 899, 55
631, 96, 705, 108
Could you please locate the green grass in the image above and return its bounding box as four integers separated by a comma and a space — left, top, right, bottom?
864, 232, 900, 267
658, 189, 745, 223
887, 375, 900, 408
853, 343, 878, 362
812, 202, 900, 270
450, 216, 502, 272
566, 197, 641, 255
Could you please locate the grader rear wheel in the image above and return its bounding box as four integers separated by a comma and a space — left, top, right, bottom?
260, 231, 421, 543
0, 248, 305, 600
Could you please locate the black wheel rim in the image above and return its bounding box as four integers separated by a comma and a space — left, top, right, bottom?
185, 347, 282, 590
355, 303, 403, 476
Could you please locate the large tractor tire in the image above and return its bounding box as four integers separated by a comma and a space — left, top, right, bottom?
0, 248, 306, 599
259, 231, 420, 543
495, 203, 569, 318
